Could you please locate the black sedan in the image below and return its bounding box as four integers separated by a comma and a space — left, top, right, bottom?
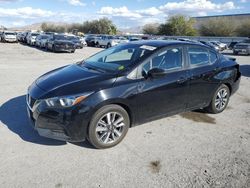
46, 34, 76, 53
27, 40, 241, 149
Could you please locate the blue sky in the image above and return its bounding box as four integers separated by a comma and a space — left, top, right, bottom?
0, 0, 249, 28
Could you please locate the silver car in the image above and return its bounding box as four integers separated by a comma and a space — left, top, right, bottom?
233, 43, 250, 55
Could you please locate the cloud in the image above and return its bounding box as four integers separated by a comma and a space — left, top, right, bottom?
0, 7, 54, 19
136, 7, 162, 16
67, 0, 86, 6
98, 6, 142, 18
159, 0, 236, 14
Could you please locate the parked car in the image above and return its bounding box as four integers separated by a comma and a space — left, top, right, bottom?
228, 42, 238, 50
85, 35, 100, 47
16, 32, 23, 42
96, 35, 120, 48
35, 34, 50, 48
19, 32, 29, 43
116, 36, 129, 44
2, 31, 17, 42
199, 41, 220, 51
0, 32, 3, 42
27, 40, 241, 149
79, 36, 87, 47
233, 43, 250, 55
129, 37, 140, 41
46, 34, 76, 53
27, 32, 40, 45
210, 41, 227, 50
68, 36, 84, 49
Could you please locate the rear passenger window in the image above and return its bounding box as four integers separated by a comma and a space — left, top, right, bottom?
209, 51, 217, 64
188, 47, 209, 66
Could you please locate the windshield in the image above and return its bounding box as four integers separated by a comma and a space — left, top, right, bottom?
54, 35, 68, 40
81, 43, 158, 73
68, 36, 79, 41
41, 35, 49, 39
31, 33, 39, 36
5, 32, 15, 35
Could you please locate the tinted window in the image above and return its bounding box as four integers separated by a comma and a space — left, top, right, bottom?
209, 51, 217, 64
188, 47, 209, 65
143, 47, 183, 72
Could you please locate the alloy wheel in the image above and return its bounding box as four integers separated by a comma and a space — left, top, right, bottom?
215, 88, 228, 111
95, 112, 125, 144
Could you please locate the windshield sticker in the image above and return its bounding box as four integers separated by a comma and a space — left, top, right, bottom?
118, 65, 125, 70
140, 45, 156, 51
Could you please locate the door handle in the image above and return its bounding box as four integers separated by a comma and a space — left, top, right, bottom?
138, 83, 144, 91
177, 77, 187, 84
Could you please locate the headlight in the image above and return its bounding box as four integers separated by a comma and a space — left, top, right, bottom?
45, 92, 93, 108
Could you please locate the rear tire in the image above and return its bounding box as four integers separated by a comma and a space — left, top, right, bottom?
88, 105, 130, 149
205, 84, 230, 114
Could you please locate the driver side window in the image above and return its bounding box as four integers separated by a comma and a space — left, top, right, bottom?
142, 47, 183, 73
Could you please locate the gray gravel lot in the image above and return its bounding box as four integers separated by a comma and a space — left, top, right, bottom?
0, 43, 250, 188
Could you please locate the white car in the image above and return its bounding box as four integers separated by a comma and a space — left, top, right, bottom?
27, 32, 40, 45
116, 36, 129, 44
96, 35, 121, 48
210, 41, 227, 50
2, 31, 17, 42
79, 37, 87, 47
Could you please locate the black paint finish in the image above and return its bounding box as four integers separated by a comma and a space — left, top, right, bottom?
27, 41, 241, 142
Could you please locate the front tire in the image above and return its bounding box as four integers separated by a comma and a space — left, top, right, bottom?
106, 43, 111, 48
88, 105, 130, 149
205, 84, 230, 114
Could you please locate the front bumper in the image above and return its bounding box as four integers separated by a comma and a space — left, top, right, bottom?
4, 38, 17, 42
54, 44, 75, 52
26, 94, 90, 142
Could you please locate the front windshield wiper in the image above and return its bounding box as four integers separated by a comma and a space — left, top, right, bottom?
80, 61, 106, 73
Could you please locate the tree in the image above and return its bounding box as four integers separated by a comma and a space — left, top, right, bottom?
158, 15, 197, 36
199, 18, 236, 36
41, 18, 117, 35
143, 23, 159, 35
81, 18, 117, 34
236, 21, 250, 37
41, 22, 66, 33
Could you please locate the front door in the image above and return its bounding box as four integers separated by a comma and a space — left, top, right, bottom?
135, 46, 189, 123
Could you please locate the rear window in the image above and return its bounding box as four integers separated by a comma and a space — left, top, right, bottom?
188, 47, 209, 66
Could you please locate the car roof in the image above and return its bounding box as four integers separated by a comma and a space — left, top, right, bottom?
130, 40, 205, 48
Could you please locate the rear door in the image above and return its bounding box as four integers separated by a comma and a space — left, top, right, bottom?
186, 46, 219, 109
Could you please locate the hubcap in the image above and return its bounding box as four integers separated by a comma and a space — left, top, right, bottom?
96, 112, 125, 144
215, 88, 228, 111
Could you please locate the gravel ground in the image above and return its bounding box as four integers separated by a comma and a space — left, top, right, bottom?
0, 43, 250, 188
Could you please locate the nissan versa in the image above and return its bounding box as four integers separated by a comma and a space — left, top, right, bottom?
27, 41, 241, 149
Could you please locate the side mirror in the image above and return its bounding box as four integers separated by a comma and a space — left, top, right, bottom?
147, 68, 166, 79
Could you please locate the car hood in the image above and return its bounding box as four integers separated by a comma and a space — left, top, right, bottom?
35, 64, 117, 98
